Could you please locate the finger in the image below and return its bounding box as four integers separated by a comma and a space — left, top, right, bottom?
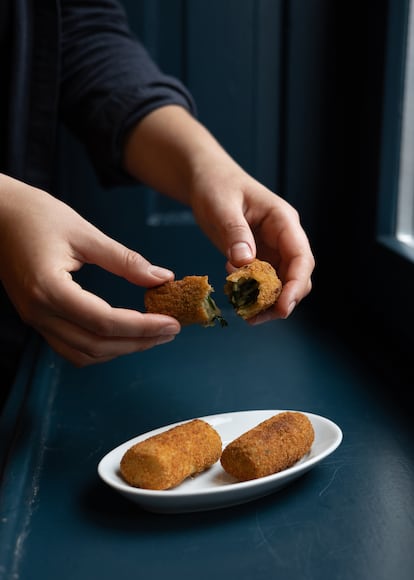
259, 210, 315, 312
75, 226, 174, 287
248, 261, 313, 326
43, 324, 177, 367
277, 247, 315, 315
276, 276, 313, 318
201, 198, 257, 267
40, 273, 181, 338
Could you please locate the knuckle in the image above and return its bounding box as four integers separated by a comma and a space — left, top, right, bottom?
88, 304, 117, 338
79, 342, 110, 362
92, 316, 115, 338
17, 280, 49, 324
226, 220, 247, 233
123, 249, 146, 273
291, 206, 300, 221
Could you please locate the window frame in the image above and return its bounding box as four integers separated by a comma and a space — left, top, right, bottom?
367, 0, 414, 348
377, 0, 414, 261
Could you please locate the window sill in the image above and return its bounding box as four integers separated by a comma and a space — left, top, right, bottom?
378, 234, 414, 264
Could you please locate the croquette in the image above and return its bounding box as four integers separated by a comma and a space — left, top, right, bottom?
220, 411, 314, 481
120, 419, 222, 490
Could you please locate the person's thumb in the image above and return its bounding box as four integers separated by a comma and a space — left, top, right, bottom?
219, 209, 256, 267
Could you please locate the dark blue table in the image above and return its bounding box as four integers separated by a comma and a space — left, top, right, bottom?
1, 307, 413, 580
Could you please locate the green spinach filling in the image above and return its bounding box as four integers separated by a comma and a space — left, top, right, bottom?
206, 295, 228, 327
229, 278, 259, 309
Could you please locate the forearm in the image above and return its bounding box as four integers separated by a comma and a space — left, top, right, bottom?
123, 105, 239, 205
123, 105, 314, 319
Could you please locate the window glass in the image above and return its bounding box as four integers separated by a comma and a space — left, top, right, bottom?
396, 0, 414, 248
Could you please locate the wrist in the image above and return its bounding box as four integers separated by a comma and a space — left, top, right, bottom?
123, 105, 238, 206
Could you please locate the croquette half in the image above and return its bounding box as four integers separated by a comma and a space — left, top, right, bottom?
224, 259, 282, 319
145, 275, 226, 327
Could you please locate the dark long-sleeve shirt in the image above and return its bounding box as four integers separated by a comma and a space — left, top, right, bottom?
1, 0, 195, 190
0, 0, 196, 390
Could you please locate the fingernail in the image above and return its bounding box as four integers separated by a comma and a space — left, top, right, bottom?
161, 324, 180, 335
230, 242, 253, 262
148, 265, 174, 281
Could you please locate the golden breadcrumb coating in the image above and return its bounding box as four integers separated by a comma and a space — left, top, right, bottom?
120, 419, 222, 490
224, 259, 282, 319
144, 275, 223, 326
220, 411, 314, 481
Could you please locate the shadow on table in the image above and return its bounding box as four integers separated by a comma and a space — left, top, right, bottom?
78, 469, 317, 532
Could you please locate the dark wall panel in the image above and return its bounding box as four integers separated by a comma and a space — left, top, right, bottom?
118, 0, 285, 223
121, 0, 186, 80
184, 0, 283, 190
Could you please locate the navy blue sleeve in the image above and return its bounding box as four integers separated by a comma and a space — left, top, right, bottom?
59, 0, 196, 187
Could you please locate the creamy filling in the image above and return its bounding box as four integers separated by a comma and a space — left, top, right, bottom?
228, 278, 259, 310
205, 295, 228, 327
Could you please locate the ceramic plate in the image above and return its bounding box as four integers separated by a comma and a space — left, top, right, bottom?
97, 409, 342, 514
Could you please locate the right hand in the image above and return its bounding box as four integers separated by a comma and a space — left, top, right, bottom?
0, 174, 180, 367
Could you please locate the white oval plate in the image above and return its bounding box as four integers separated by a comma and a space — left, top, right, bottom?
97, 410, 343, 514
